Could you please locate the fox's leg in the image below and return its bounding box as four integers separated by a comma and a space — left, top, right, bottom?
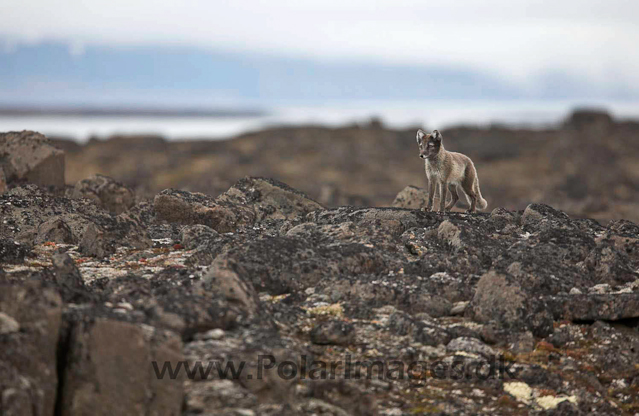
461, 171, 477, 213
439, 181, 447, 212
425, 176, 436, 212
445, 183, 459, 211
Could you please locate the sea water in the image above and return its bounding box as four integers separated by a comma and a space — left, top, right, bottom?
0, 99, 637, 142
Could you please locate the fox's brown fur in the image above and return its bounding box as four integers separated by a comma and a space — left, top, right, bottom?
416, 129, 487, 213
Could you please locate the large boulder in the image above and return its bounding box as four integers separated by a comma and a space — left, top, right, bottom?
0, 281, 63, 416
0, 131, 65, 189
59, 318, 184, 416
71, 174, 135, 214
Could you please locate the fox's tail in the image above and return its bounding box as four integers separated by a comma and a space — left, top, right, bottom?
474, 178, 488, 211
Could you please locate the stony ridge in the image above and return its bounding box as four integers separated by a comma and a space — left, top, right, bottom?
1, 174, 639, 415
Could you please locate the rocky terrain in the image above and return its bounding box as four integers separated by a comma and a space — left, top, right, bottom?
51, 109, 639, 223
2, 130, 639, 415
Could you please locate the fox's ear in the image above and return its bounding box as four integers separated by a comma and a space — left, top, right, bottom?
431, 130, 442, 141
416, 129, 426, 144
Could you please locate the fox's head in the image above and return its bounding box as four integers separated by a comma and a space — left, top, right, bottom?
416, 129, 442, 159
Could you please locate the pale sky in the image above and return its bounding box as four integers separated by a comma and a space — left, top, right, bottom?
2, 0, 639, 88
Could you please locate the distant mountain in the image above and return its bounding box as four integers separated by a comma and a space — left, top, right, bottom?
0, 40, 635, 107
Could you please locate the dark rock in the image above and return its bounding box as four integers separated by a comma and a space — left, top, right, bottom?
0, 281, 62, 416
310, 320, 355, 345
35, 217, 75, 244
71, 174, 135, 214
0, 130, 65, 189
